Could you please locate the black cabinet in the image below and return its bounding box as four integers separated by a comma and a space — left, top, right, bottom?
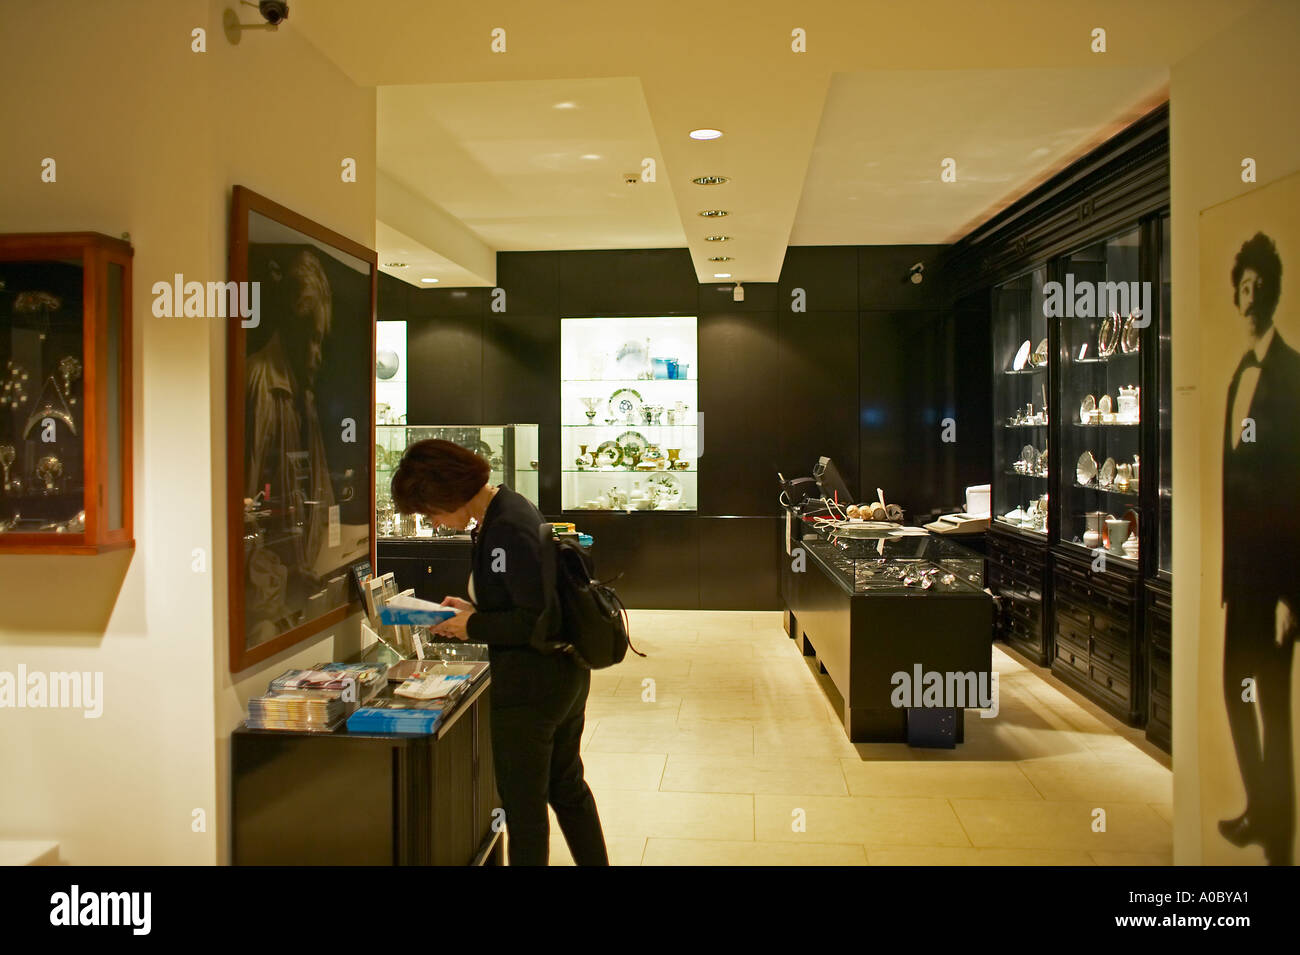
987, 525, 1050, 664
231, 679, 501, 866
1144, 578, 1172, 752
1050, 548, 1144, 724
377, 537, 473, 603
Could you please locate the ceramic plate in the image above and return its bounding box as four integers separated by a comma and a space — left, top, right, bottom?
1123, 508, 1139, 537
1098, 394, 1113, 414
1076, 450, 1097, 485
1012, 339, 1031, 371
615, 430, 649, 462
1080, 394, 1095, 424
1031, 338, 1048, 366
608, 387, 643, 421
1037, 448, 1048, 473
594, 440, 622, 468
1099, 456, 1116, 487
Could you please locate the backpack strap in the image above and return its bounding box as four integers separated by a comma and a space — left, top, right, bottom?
530, 523, 569, 653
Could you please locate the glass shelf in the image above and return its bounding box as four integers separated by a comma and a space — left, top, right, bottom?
1072, 421, 1140, 428
1073, 483, 1140, 499
561, 315, 698, 511
562, 377, 696, 384
1003, 367, 1047, 376
992, 267, 1050, 533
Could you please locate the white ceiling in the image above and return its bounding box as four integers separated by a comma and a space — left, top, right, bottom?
292, 0, 1260, 287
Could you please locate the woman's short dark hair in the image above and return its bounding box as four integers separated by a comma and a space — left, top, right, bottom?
390, 439, 489, 515
1232, 231, 1283, 321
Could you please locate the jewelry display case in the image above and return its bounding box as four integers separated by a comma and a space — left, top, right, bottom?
0, 233, 132, 555
375, 423, 539, 537
560, 315, 697, 512
797, 521, 985, 597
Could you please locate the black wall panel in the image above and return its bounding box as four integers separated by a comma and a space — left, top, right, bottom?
482, 313, 561, 513
698, 517, 782, 610
496, 252, 558, 316
406, 311, 484, 424
858, 244, 951, 310
778, 246, 858, 312
698, 310, 782, 516
776, 309, 860, 498
558, 249, 697, 316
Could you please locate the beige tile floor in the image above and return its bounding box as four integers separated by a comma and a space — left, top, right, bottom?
538, 609, 1173, 866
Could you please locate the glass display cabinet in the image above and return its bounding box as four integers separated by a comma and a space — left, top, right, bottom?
991, 267, 1050, 537
560, 315, 697, 511
1055, 226, 1145, 569
375, 423, 539, 537
1155, 213, 1172, 579
0, 233, 133, 554
798, 522, 986, 597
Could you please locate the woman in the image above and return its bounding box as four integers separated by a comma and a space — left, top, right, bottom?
390, 439, 609, 866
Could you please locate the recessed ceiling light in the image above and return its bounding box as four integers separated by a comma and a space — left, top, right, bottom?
383, 262, 408, 268
713, 273, 732, 279
698, 210, 728, 217
704, 235, 731, 242
707, 256, 732, 262
689, 128, 723, 141
580, 153, 601, 160
692, 175, 728, 185
554, 102, 577, 109
420, 278, 439, 284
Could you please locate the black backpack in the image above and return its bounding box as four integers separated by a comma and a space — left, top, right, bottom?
531, 524, 644, 669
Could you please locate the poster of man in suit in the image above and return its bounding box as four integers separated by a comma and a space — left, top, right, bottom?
1199, 171, 1300, 865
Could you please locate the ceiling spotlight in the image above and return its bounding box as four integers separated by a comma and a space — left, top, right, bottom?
689, 128, 724, 141
704, 235, 731, 242
554, 101, 577, 109
383, 262, 408, 269
580, 153, 601, 160
698, 210, 728, 217
707, 256, 732, 262
713, 272, 732, 279
692, 176, 728, 185
421, 278, 439, 284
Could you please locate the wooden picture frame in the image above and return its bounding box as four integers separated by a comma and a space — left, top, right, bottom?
227, 186, 376, 672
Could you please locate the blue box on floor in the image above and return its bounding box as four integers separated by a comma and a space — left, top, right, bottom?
906, 707, 957, 748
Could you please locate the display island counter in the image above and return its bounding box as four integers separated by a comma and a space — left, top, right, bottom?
231, 657, 501, 866
781, 515, 994, 745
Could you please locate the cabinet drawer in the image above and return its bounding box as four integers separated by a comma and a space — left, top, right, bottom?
1056, 622, 1089, 655
1055, 640, 1089, 677
1089, 632, 1131, 675
1149, 692, 1172, 731
1089, 655, 1132, 706
1056, 595, 1091, 630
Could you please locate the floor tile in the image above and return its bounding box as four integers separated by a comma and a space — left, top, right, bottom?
951, 798, 1172, 853
643, 838, 865, 866
841, 760, 1042, 800
754, 794, 971, 847
661, 754, 849, 795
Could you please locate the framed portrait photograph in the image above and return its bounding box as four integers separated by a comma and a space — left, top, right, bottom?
227, 186, 376, 672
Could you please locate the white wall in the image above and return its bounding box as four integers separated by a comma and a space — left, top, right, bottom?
1168, 0, 1300, 864
0, 0, 375, 864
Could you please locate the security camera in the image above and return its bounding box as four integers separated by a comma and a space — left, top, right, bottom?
258, 1, 289, 24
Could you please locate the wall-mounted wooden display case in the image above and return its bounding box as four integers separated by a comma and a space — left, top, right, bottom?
0, 232, 133, 555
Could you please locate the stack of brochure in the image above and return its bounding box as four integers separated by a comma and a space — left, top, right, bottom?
347, 697, 445, 735
245, 662, 389, 732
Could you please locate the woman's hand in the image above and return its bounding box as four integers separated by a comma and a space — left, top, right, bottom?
440, 596, 475, 613
431, 609, 474, 641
